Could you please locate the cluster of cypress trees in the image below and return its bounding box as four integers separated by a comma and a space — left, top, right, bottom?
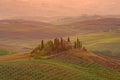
31, 37, 86, 57
40, 37, 72, 51
74, 38, 82, 49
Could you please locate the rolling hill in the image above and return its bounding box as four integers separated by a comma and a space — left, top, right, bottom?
0, 18, 120, 40
0, 18, 120, 54
0, 49, 120, 80
0, 19, 77, 53
1, 18, 120, 40
70, 29, 120, 58
0, 19, 76, 39
64, 18, 120, 32
52, 15, 103, 25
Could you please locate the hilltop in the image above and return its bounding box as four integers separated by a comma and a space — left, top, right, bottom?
30, 37, 120, 70
0, 46, 120, 80
0, 18, 120, 57
53, 49, 120, 69
0, 37, 120, 80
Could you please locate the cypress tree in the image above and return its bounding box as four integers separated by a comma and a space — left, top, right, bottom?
49, 40, 54, 50
54, 38, 56, 49
41, 40, 44, 49
54, 38, 59, 49
74, 42, 77, 48
60, 37, 64, 49
78, 41, 82, 48
77, 38, 79, 42
54, 38, 56, 45
77, 38, 79, 48
46, 40, 54, 51
68, 37, 70, 42
60, 37, 63, 45
58, 37, 63, 50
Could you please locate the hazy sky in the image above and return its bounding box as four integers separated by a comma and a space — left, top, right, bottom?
0, 0, 120, 19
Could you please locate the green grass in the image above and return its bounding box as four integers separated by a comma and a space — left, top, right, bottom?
0, 56, 120, 80
69, 30, 120, 57
0, 30, 120, 79
0, 49, 17, 56
1, 29, 119, 58
0, 61, 79, 80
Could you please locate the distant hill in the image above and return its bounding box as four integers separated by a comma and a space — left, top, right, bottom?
66, 18, 120, 32
52, 15, 103, 25
0, 18, 120, 40
76, 29, 120, 58
0, 18, 120, 52
0, 19, 76, 39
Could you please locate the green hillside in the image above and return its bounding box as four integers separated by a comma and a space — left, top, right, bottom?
0, 56, 120, 80
0, 48, 16, 56
0, 32, 120, 80
70, 30, 120, 57
0, 18, 120, 80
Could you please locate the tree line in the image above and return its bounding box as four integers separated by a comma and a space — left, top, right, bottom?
31, 37, 87, 57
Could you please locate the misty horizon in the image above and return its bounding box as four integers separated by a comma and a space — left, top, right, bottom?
0, 0, 120, 20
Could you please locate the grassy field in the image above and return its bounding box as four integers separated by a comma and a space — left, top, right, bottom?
0, 56, 120, 80
0, 30, 120, 80
0, 30, 119, 58
0, 48, 16, 56
69, 30, 120, 57
0, 15, 120, 80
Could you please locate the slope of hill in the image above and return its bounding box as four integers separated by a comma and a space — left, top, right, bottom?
1, 18, 120, 40
0, 18, 120, 40
70, 30, 120, 58
0, 18, 120, 55
0, 49, 120, 80
63, 18, 120, 32
0, 48, 16, 56
51, 49, 120, 69
0, 19, 76, 39
52, 15, 103, 25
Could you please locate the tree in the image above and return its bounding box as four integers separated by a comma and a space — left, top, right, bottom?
77, 38, 79, 42
45, 40, 54, 51
60, 37, 63, 45
67, 37, 70, 42
41, 40, 44, 49
76, 38, 80, 48
59, 37, 64, 50
31, 37, 87, 58
74, 42, 77, 48
40, 40, 54, 56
